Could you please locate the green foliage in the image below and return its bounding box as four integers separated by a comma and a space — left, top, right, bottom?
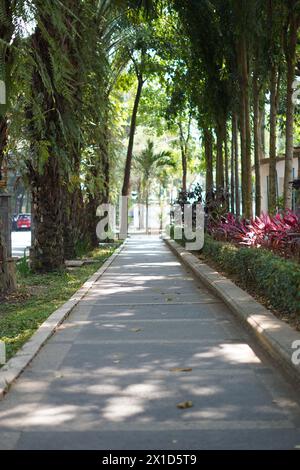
3, 0, 300, 278
202, 235, 300, 316
74, 238, 92, 259
138, 80, 170, 135
16, 255, 31, 277
276, 195, 285, 211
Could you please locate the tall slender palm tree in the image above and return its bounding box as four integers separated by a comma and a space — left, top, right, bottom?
135, 140, 175, 233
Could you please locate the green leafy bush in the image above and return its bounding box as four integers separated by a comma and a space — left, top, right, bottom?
75, 238, 92, 258
202, 236, 300, 316
16, 255, 31, 277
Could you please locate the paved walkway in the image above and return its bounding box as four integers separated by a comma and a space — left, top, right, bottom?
1, 236, 300, 449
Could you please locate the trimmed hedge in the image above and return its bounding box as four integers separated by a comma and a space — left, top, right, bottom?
202, 235, 300, 316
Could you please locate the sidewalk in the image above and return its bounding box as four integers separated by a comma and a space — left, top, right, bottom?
1, 235, 300, 449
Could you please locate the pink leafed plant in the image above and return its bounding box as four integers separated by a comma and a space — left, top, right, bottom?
208, 210, 300, 260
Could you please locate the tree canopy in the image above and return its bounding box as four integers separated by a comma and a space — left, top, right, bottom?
1, 0, 300, 280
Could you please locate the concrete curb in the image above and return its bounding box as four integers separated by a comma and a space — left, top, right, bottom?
164, 237, 300, 383
0, 241, 126, 400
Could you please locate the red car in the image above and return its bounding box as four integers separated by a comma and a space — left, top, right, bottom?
16, 214, 31, 231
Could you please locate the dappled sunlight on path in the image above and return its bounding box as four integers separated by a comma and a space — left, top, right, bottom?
1, 235, 300, 450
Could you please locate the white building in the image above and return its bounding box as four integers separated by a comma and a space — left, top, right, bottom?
259, 147, 299, 212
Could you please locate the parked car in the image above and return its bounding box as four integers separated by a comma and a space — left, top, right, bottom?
16, 214, 31, 231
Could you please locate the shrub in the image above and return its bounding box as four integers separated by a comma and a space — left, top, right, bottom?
16, 255, 31, 277
202, 236, 300, 316
75, 238, 92, 258
171, 184, 229, 228
208, 211, 300, 261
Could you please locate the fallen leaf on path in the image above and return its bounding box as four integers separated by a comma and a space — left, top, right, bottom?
170, 367, 193, 373
176, 401, 193, 409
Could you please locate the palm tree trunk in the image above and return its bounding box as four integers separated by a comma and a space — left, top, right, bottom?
203, 127, 213, 190
122, 76, 144, 196
237, 34, 252, 218
63, 183, 84, 259
269, 64, 280, 213
260, 104, 266, 155
216, 120, 224, 188
283, 7, 299, 209
181, 149, 187, 192
179, 122, 188, 192
224, 124, 229, 210
0, 0, 13, 175
233, 113, 240, 217
85, 196, 100, 248
102, 120, 110, 204
253, 72, 262, 216
239, 95, 246, 216
0, 117, 8, 182
244, 74, 252, 217
29, 157, 64, 272
230, 115, 235, 213
27, 22, 67, 271
0, 0, 15, 292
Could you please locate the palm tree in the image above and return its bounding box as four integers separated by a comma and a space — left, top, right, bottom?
135, 140, 175, 233
24, 0, 156, 269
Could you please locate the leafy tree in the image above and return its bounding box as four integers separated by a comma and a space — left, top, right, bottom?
23, 0, 85, 271
172, 0, 231, 207
119, 18, 167, 196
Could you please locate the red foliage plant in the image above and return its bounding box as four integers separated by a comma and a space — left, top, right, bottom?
208, 210, 300, 260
